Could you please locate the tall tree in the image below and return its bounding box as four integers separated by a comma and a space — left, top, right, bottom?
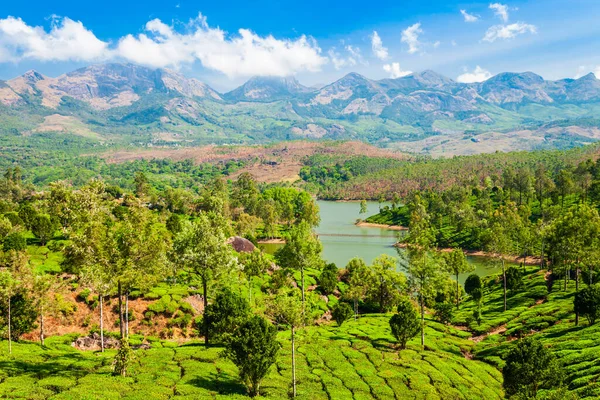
442, 249, 473, 309
275, 221, 323, 311
239, 249, 270, 305
172, 214, 237, 345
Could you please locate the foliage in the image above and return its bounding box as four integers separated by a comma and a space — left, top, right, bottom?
464, 274, 483, 297
113, 338, 133, 377
574, 284, 600, 325
506, 266, 524, 292
433, 302, 454, 325
389, 298, 420, 349
224, 315, 280, 397
319, 263, 338, 295
0, 292, 38, 341
204, 288, 251, 343
331, 302, 353, 327
502, 338, 563, 398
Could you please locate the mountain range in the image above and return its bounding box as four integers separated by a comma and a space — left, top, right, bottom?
2, 63, 600, 155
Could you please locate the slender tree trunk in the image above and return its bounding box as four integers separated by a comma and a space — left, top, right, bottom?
420, 292, 425, 348
575, 268, 580, 326
40, 305, 44, 346
502, 260, 507, 312
203, 278, 209, 346
125, 292, 129, 338
292, 326, 296, 398
100, 295, 104, 352
456, 271, 460, 310
564, 268, 568, 291
300, 268, 305, 315
540, 238, 544, 270
8, 296, 11, 354
353, 298, 358, 321
118, 280, 124, 339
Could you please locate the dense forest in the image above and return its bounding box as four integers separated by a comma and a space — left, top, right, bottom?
0, 142, 599, 399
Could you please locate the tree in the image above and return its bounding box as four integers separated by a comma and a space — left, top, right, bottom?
464, 274, 482, 297
239, 249, 270, 304
319, 263, 338, 295
503, 338, 563, 398
3, 232, 26, 252
344, 258, 368, 319
275, 221, 323, 311
113, 338, 133, 377
433, 302, 453, 325
31, 213, 55, 246
389, 298, 420, 350
365, 254, 405, 313
574, 284, 600, 325
0, 292, 38, 343
31, 274, 61, 346
359, 200, 368, 215
204, 288, 250, 343
133, 171, 150, 198
173, 214, 237, 345
331, 302, 353, 327
506, 266, 524, 292
270, 290, 304, 398
225, 315, 280, 398
442, 249, 473, 309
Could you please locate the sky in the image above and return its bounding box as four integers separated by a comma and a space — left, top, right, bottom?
0, 0, 599, 91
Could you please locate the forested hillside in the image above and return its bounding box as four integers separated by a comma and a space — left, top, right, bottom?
0, 148, 600, 398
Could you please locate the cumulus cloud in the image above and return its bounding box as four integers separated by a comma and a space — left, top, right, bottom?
401, 23, 422, 54
482, 22, 537, 42
117, 14, 327, 78
345, 45, 367, 65
383, 62, 412, 79
489, 3, 509, 22
0, 16, 109, 62
456, 66, 492, 83
0, 14, 328, 79
370, 31, 388, 60
460, 10, 479, 23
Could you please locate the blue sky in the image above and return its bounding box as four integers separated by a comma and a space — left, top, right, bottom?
0, 0, 599, 91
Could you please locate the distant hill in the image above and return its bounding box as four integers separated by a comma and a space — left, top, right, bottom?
2, 63, 600, 154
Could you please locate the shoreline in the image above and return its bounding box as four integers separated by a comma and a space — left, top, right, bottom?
394, 243, 542, 266
355, 221, 408, 231
257, 238, 286, 244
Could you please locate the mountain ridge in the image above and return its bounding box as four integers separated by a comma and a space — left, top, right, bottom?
2, 62, 600, 155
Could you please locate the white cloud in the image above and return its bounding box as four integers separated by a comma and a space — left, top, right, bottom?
575, 65, 600, 79
433, 41, 441, 48
489, 3, 509, 22
401, 23, 422, 54
328, 48, 353, 69
370, 31, 388, 60
456, 66, 492, 83
460, 10, 479, 23
0, 16, 109, 62
117, 14, 327, 78
0, 14, 327, 79
482, 22, 537, 42
383, 62, 412, 79
345, 45, 367, 65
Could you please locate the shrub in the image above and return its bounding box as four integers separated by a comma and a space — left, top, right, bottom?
574, 284, 600, 325
332, 302, 353, 327
464, 274, 482, 296
203, 288, 250, 343
389, 298, 420, 349
506, 266, 524, 292
224, 316, 280, 397
3, 232, 27, 252
433, 302, 453, 325
503, 337, 563, 398
319, 263, 339, 295
0, 292, 38, 341
113, 338, 133, 377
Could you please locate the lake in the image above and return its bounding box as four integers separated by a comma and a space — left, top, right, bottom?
261, 200, 502, 283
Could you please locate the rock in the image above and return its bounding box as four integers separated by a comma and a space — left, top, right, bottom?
72, 332, 119, 351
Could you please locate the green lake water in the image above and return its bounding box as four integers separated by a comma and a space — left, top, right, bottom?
261, 200, 502, 283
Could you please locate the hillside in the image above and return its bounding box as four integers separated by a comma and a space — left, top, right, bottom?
2, 64, 600, 154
